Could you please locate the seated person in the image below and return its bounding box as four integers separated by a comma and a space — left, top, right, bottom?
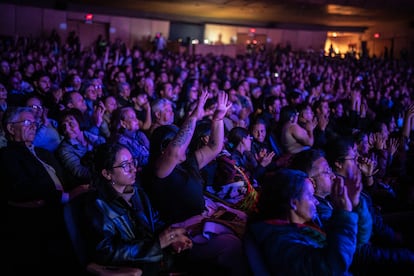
144, 90, 248, 275
246, 168, 358, 275
290, 147, 414, 275
250, 116, 291, 169
57, 108, 106, 189
1, 107, 88, 274
85, 143, 192, 275
190, 120, 259, 214
147, 98, 175, 137
226, 126, 274, 186
110, 106, 150, 171
25, 95, 62, 152
279, 105, 316, 154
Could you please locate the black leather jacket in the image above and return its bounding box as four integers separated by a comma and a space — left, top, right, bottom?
86, 183, 167, 274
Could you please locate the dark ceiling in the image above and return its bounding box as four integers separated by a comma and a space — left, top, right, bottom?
7, 0, 414, 30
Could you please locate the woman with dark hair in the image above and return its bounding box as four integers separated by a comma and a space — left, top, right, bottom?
250, 116, 291, 169
144, 90, 249, 275
85, 143, 192, 275
246, 168, 357, 275
56, 108, 106, 190
227, 125, 274, 184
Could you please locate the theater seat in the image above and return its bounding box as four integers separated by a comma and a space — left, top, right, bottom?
244, 232, 270, 276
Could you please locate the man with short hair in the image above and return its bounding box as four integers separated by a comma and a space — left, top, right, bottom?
147, 98, 175, 137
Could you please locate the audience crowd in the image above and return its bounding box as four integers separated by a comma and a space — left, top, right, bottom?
2, 30, 414, 275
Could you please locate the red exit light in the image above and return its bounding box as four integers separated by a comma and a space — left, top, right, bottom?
85, 13, 93, 23
374, 33, 380, 39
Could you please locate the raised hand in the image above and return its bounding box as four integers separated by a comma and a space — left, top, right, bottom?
387, 137, 400, 157
213, 90, 232, 121
190, 89, 209, 121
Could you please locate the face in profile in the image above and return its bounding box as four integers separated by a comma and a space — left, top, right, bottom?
7, 111, 37, 143
291, 178, 319, 224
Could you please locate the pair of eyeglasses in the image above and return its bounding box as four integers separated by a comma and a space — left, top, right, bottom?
94, 85, 102, 89
10, 120, 38, 127
29, 105, 43, 110
112, 159, 138, 173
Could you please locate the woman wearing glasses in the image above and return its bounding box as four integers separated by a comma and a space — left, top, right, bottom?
85, 143, 192, 275
292, 139, 414, 275
246, 168, 357, 275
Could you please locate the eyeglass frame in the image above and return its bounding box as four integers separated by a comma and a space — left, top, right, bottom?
112, 158, 138, 173
9, 119, 39, 127
29, 104, 43, 110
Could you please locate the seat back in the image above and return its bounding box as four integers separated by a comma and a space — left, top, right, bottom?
63, 191, 96, 267
244, 232, 270, 276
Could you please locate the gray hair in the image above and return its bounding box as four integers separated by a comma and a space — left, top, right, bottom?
2, 106, 34, 139
151, 98, 172, 119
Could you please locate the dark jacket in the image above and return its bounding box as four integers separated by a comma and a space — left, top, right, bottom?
1, 141, 75, 271
1, 141, 65, 205
248, 210, 358, 276
86, 183, 167, 274
315, 192, 414, 275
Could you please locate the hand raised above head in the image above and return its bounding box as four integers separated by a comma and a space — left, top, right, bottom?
213, 91, 232, 121
190, 89, 209, 120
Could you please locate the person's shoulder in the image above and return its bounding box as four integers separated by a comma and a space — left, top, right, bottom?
84, 130, 106, 144
0, 142, 26, 154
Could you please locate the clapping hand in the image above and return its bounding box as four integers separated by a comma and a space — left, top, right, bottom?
93, 101, 106, 127
255, 149, 275, 167
343, 166, 363, 208
330, 176, 352, 212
